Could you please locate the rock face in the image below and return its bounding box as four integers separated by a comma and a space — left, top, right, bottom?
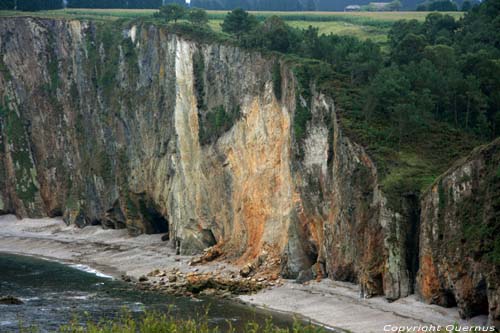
417, 138, 500, 327
0, 17, 498, 326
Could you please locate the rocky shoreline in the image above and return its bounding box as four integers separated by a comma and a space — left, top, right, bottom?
126, 245, 286, 299
130, 267, 276, 298
0, 215, 489, 333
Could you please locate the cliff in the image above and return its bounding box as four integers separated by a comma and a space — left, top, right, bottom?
0, 17, 497, 327
417, 138, 500, 327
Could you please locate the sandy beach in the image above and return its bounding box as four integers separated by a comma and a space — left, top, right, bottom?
0, 215, 488, 333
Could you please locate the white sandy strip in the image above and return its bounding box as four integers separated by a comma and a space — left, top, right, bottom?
0, 215, 488, 333
240, 279, 488, 333
0, 214, 232, 279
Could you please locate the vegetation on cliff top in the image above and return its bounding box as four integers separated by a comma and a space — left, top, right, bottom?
0, 9, 464, 44
206, 3, 496, 210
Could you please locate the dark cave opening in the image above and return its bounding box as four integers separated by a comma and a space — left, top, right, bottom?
47, 208, 63, 218
404, 193, 421, 294
467, 279, 490, 317
442, 289, 458, 308
138, 198, 169, 235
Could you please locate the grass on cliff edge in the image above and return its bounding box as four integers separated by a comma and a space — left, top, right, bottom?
0, 9, 463, 43
331, 81, 483, 211
18, 308, 328, 333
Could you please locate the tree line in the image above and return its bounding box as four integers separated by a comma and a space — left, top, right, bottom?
66, 0, 163, 9
155, 4, 209, 25
188, 0, 474, 11
212, 1, 499, 142
0, 0, 169, 10
0, 0, 478, 11
189, 0, 315, 11
0, 0, 64, 11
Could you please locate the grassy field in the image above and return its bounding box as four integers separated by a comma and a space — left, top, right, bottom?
0, 9, 464, 43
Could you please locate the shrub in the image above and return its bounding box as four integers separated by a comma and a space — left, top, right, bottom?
187, 8, 209, 26
21, 308, 327, 333
156, 3, 186, 23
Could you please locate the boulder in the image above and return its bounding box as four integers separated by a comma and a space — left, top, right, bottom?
0, 296, 24, 305
296, 268, 313, 284
240, 263, 254, 278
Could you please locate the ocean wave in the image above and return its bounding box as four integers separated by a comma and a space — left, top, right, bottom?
20, 296, 40, 301
69, 264, 113, 279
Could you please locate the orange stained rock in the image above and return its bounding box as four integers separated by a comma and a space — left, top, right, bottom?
224, 96, 292, 265
419, 254, 441, 301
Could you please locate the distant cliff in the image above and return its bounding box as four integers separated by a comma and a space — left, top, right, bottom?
417, 138, 500, 326
0, 17, 497, 328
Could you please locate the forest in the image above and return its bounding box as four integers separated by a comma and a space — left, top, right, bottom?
214, 1, 499, 143
0, 0, 63, 11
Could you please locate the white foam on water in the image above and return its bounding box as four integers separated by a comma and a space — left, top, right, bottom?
66, 294, 90, 300
69, 264, 113, 279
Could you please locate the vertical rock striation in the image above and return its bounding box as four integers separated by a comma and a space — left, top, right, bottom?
417, 138, 500, 327
0, 17, 497, 326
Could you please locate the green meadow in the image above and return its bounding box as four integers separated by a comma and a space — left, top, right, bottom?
0, 8, 463, 43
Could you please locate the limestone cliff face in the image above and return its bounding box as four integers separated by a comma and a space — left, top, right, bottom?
0, 16, 410, 297
417, 138, 500, 327
282, 93, 414, 300
0, 17, 497, 324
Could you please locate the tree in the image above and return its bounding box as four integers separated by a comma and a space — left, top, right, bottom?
387, 0, 402, 11
416, 0, 458, 11
299, 26, 322, 58
464, 75, 487, 130
388, 19, 423, 49
461, 0, 472, 11
0, 0, 15, 10
221, 8, 257, 38
257, 16, 292, 52
346, 39, 383, 84
129, 0, 163, 9
428, 0, 458, 11
163, 0, 186, 5
187, 8, 209, 26
17, 0, 63, 11
391, 33, 428, 65
423, 44, 455, 70
416, 2, 428, 10
158, 3, 186, 23
190, 0, 224, 10
423, 13, 458, 43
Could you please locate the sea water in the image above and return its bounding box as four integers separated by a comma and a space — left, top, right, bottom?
0, 252, 300, 332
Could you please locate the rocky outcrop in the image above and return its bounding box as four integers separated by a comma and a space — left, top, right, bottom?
0, 17, 497, 325
417, 138, 500, 327
281, 93, 414, 300
0, 295, 24, 305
